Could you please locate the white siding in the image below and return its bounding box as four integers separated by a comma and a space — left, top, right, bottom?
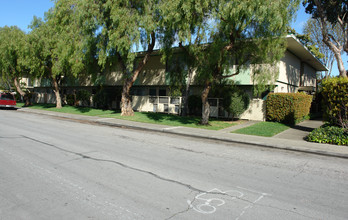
302, 63, 317, 87
276, 51, 301, 93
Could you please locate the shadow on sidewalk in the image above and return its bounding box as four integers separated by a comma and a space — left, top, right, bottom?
290, 125, 315, 132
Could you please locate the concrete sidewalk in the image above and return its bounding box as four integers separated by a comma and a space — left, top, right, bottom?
17, 108, 348, 159
274, 120, 324, 141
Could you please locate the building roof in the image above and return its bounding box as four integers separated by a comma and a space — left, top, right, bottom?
137, 35, 328, 72
286, 35, 328, 71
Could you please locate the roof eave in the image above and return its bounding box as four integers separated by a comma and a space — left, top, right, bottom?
286, 35, 328, 71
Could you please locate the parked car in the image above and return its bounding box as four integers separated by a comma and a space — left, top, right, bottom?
0, 92, 16, 109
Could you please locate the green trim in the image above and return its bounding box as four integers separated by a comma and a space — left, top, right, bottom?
276, 80, 299, 87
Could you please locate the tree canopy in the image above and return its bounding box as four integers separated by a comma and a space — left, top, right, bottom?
161, 0, 299, 124
303, 18, 344, 78
77, 0, 160, 116
304, 0, 348, 77
0, 26, 29, 100
27, 0, 95, 108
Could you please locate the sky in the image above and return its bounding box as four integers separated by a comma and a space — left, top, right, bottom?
0, 1, 346, 76
0, 0, 54, 31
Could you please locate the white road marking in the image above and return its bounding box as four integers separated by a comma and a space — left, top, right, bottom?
188, 187, 269, 219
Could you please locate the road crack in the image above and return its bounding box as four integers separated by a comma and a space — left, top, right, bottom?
22, 135, 268, 213
293, 161, 309, 178
165, 191, 198, 220
22, 135, 206, 193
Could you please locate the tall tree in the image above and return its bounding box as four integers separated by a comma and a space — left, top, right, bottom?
162, 0, 299, 125
27, 0, 93, 108
303, 19, 344, 78
159, 0, 211, 117
79, 0, 159, 116
0, 26, 30, 105
304, 0, 348, 78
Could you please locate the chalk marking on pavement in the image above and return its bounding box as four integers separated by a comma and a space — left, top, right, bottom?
188, 188, 244, 214
187, 187, 269, 219
236, 193, 268, 220
236, 186, 272, 196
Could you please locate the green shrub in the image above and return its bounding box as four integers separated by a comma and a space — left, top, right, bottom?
66, 94, 75, 106
321, 77, 348, 129
93, 89, 109, 109
266, 93, 312, 125
188, 95, 202, 116
222, 89, 250, 119
307, 126, 348, 146
76, 89, 91, 106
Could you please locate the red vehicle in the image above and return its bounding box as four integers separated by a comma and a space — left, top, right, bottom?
0, 93, 16, 108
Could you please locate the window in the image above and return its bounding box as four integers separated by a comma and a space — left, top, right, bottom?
159, 97, 169, 104
208, 99, 218, 107
28, 78, 32, 87
149, 88, 157, 96
130, 88, 145, 96
166, 55, 188, 74
170, 97, 180, 105
159, 88, 166, 96
0, 93, 14, 100
149, 97, 157, 104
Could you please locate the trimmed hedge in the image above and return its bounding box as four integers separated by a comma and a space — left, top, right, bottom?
307, 126, 348, 146
321, 77, 348, 128
266, 93, 312, 125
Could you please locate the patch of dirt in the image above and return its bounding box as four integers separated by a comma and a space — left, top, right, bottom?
223, 119, 248, 125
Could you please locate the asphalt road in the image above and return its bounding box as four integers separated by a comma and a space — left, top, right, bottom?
0, 109, 347, 220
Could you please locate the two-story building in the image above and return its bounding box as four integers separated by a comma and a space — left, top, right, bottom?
28, 35, 327, 121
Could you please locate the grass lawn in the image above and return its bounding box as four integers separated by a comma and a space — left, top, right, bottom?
17, 103, 238, 130
232, 122, 290, 137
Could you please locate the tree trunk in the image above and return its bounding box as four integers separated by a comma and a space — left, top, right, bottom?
315, 0, 347, 78
181, 69, 193, 116
14, 77, 31, 106
201, 81, 211, 125
121, 80, 134, 116
334, 52, 347, 78
326, 42, 347, 77
52, 76, 62, 109
120, 32, 156, 116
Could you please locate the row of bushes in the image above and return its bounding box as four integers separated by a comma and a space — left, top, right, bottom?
65, 87, 251, 118
307, 77, 348, 146
321, 77, 348, 129
66, 90, 92, 106
65, 89, 110, 109
187, 86, 250, 118
70, 89, 313, 125
266, 93, 312, 125
307, 125, 348, 146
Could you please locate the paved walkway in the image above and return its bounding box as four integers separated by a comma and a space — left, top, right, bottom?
274, 119, 324, 140
17, 108, 348, 159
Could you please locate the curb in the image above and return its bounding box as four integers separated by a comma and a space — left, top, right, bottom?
17, 108, 348, 159
97, 120, 348, 159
